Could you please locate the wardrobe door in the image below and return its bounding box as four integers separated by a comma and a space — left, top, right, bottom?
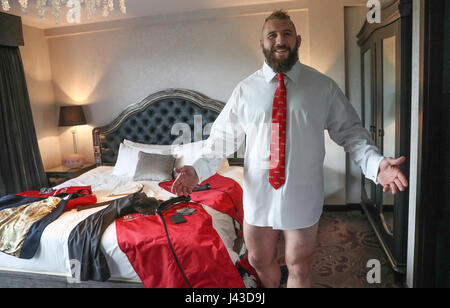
374, 20, 409, 272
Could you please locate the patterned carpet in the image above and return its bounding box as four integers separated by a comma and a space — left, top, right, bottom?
276, 210, 404, 288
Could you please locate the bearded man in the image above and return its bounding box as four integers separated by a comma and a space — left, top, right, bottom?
171, 10, 408, 288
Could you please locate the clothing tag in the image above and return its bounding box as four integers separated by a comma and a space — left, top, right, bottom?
176, 208, 196, 215
170, 214, 187, 224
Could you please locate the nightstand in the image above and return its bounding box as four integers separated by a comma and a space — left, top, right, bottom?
45, 163, 96, 186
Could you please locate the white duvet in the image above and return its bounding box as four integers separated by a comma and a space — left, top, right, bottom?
0, 165, 244, 283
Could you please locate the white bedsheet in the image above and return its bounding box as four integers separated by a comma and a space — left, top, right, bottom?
0, 165, 244, 283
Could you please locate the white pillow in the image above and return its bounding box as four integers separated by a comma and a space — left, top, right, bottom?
123, 139, 176, 155
113, 142, 180, 179
111, 143, 140, 178
114, 140, 180, 179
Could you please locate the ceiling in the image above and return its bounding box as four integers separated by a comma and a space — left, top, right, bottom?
3, 0, 295, 29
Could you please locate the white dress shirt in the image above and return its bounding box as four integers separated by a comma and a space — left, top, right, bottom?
193, 61, 384, 230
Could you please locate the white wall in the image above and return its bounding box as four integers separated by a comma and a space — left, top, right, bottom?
23, 0, 369, 204
46, 7, 311, 165
20, 25, 61, 169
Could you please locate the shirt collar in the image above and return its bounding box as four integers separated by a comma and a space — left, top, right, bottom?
263, 60, 302, 84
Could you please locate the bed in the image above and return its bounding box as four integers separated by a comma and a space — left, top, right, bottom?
0, 89, 250, 288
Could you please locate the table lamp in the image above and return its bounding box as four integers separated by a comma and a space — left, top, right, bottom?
59, 105, 87, 169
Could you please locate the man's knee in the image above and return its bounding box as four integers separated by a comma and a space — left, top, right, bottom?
248, 252, 277, 271
286, 258, 313, 280
284, 246, 315, 278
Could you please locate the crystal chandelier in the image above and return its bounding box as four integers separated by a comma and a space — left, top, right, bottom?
1, 0, 127, 24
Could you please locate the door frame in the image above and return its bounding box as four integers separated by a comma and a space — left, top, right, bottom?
412, 0, 449, 288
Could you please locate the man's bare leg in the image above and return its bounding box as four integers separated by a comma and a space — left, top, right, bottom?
283, 221, 319, 288
244, 220, 281, 288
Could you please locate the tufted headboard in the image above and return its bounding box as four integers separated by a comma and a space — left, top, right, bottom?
92, 88, 243, 166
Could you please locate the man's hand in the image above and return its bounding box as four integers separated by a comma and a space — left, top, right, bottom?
171, 166, 199, 196
377, 156, 409, 194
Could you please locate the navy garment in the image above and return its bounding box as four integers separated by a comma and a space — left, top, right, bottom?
20, 197, 70, 259
0, 193, 73, 259
67, 193, 138, 282
0, 194, 43, 211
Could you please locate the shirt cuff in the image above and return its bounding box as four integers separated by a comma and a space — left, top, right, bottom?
365, 153, 385, 185
192, 158, 212, 184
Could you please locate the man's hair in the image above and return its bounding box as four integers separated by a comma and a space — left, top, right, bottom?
264, 9, 291, 23
262, 9, 297, 34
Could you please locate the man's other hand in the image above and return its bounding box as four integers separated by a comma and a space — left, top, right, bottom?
377, 156, 409, 194
172, 166, 199, 196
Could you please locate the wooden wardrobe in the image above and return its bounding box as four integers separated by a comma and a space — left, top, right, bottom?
357, 0, 412, 275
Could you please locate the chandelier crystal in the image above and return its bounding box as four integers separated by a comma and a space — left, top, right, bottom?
1, 0, 127, 24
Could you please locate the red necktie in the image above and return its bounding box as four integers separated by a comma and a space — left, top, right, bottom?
269, 73, 286, 190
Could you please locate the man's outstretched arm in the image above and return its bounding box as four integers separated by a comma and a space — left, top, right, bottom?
326, 81, 408, 194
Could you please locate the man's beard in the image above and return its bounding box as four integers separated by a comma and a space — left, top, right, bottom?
263, 44, 299, 74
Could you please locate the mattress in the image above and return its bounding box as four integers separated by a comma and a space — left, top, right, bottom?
0, 165, 244, 283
